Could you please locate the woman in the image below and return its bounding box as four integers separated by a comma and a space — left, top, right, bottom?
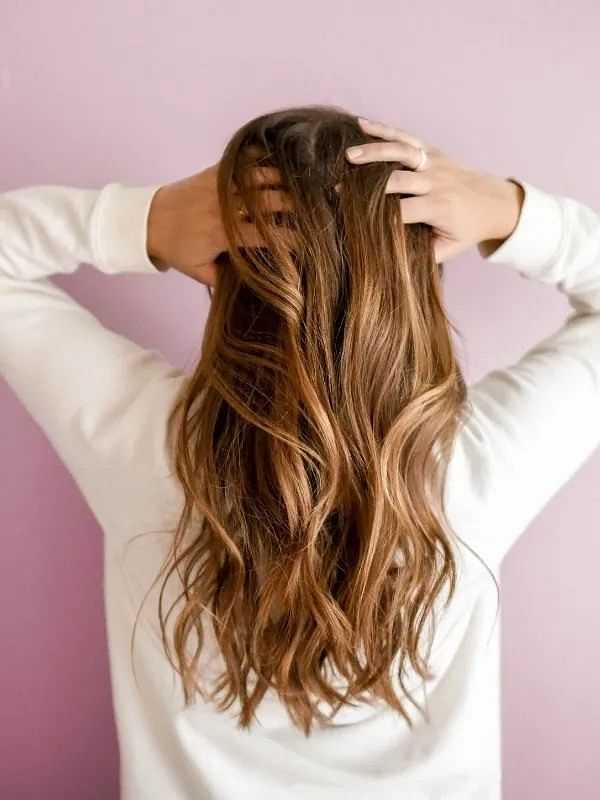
2, 105, 598, 799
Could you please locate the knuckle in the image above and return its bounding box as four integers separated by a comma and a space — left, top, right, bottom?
402, 144, 416, 163
388, 169, 408, 192
430, 193, 448, 215
420, 176, 434, 194
438, 191, 458, 219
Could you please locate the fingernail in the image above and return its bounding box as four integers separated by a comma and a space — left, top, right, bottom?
346, 146, 363, 160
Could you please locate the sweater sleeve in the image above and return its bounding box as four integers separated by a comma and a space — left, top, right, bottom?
461, 179, 600, 565
0, 183, 187, 533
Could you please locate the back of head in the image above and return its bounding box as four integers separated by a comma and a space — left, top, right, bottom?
157, 105, 471, 736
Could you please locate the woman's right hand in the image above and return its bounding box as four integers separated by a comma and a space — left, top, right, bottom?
345, 117, 524, 263
147, 163, 290, 287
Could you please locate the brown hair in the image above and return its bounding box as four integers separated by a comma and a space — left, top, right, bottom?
139, 105, 493, 736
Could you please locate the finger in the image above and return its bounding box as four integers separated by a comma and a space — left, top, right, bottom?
346, 140, 425, 170
248, 189, 294, 213
236, 221, 299, 251
385, 169, 431, 196
233, 167, 285, 194
234, 159, 284, 188
357, 117, 425, 150
334, 171, 429, 196
248, 165, 284, 188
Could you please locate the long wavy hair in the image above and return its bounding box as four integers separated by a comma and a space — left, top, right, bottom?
140, 105, 490, 736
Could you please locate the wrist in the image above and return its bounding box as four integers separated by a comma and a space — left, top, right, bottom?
147, 186, 171, 271
482, 176, 525, 245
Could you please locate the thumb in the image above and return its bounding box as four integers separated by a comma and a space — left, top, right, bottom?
433, 237, 469, 265
174, 261, 219, 287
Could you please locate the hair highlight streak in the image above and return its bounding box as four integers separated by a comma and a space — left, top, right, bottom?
131, 105, 499, 737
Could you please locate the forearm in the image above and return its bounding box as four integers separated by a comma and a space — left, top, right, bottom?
0, 183, 160, 280
479, 179, 600, 314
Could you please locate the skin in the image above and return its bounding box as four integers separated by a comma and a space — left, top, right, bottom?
147, 163, 291, 285
347, 117, 525, 263
147, 117, 524, 285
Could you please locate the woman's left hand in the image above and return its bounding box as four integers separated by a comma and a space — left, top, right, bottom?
345, 117, 522, 263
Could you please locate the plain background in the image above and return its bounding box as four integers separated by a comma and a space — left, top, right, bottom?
2, 2, 599, 797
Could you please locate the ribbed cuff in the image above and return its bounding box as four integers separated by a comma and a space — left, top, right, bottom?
478, 178, 565, 275
92, 183, 162, 274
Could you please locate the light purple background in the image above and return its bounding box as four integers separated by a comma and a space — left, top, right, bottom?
2, 2, 599, 797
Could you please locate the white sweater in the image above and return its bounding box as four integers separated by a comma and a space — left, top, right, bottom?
2, 179, 600, 800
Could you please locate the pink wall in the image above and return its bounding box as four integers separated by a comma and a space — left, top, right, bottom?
2, 2, 599, 797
